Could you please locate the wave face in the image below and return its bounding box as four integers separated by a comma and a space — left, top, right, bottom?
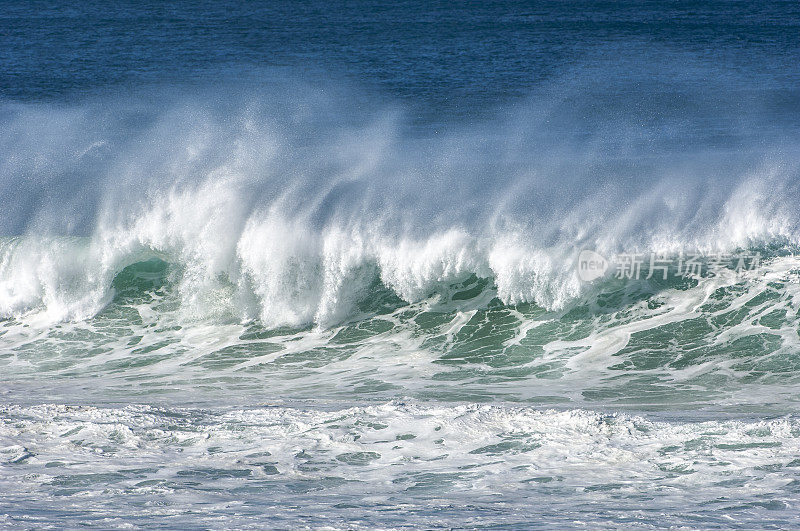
2, 69, 800, 414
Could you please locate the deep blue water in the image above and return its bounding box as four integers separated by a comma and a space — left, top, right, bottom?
3, 1, 799, 113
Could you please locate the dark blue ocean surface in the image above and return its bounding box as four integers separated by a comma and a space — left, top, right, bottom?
3, 1, 799, 115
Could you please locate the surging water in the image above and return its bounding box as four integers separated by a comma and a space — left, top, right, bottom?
4, 402, 800, 528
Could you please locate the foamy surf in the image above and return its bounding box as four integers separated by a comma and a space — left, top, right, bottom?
2, 401, 799, 528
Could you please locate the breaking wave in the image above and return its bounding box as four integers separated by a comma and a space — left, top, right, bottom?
1, 71, 799, 327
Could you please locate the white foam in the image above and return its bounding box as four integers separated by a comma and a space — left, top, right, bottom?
1, 401, 799, 527
1, 85, 799, 327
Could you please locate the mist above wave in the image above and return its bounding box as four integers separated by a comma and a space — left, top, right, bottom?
1, 66, 799, 326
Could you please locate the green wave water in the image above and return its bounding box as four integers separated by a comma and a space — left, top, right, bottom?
4, 249, 800, 413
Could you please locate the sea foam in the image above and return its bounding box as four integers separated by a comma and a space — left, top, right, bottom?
1, 75, 799, 326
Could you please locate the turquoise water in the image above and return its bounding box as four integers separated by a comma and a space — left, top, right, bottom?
2, 1, 800, 527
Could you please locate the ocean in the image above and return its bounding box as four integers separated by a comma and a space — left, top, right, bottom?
2, 1, 800, 527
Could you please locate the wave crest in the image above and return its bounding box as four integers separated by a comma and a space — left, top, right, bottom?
1, 76, 800, 325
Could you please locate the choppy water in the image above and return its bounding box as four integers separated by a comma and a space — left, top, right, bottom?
4, 402, 800, 528
2, 0, 800, 528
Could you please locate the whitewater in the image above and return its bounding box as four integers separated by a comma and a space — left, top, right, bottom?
2, 75, 799, 327
1, 75, 800, 526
